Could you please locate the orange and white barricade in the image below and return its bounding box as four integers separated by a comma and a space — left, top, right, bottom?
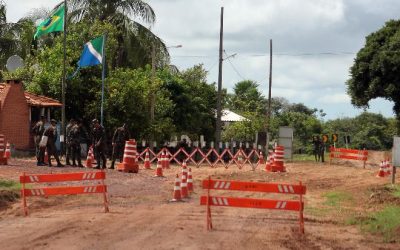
200, 177, 306, 233
329, 147, 368, 168
20, 171, 109, 215
0, 134, 7, 165
117, 139, 139, 173
273, 145, 286, 172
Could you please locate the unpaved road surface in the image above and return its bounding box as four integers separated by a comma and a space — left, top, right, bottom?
0, 151, 399, 250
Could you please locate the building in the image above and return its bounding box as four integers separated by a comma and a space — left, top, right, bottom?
0, 80, 62, 150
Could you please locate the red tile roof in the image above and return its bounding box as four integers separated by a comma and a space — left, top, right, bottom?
24, 92, 62, 107
0, 82, 62, 108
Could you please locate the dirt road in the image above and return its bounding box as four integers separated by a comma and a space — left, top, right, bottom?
0, 152, 399, 250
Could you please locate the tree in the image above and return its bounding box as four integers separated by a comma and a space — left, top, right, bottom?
0, 1, 18, 71
227, 80, 266, 114
69, 0, 168, 69
347, 20, 400, 131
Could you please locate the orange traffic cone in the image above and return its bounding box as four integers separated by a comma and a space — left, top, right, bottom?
160, 151, 166, 169
265, 150, 274, 172
144, 150, 151, 169
4, 142, 11, 159
182, 160, 188, 178
187, 168, 194, 193
258, 151, 265, 165
154, 158, 164, 177
377, 161, 385, 177
385, 160, 391, 176
170, 174, 182, 202
181, 171, 189, 198
85, 147, 93, 168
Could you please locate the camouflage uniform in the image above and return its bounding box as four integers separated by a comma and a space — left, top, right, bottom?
111, 125, 130, 169
32, 119, 46, 165
44, 120, 62, 167
65, 120, 75, 165
92, 121, 107, 169
68, 122, 85, 167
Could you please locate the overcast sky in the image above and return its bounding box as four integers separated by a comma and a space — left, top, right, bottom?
5, 0, 400, 120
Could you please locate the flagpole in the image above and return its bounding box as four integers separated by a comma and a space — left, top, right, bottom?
100, 34, 106, 126
61, 0, 67, 154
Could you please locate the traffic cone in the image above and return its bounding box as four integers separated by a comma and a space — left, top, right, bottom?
181, 171, 189, 198
44, 148, 49, 164
377, 161, 385, 177
4, 142, 11, 159
160, 151, 166, 169
144, 151, 151, 169
385, 160, 391, 176
85, 147, 93, 168
187, 168, 194, 193
258, 151, 265, 165
170, 174, 182, 202
182, 160, 188, 178
265, 150, 274, 172
154, 158, 164, 177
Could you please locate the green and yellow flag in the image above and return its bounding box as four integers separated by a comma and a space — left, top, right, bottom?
34, 3, 65, 39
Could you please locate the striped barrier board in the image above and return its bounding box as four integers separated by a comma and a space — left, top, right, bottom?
200, 177, 306, 234
329, 147, 368, 168
20, 171, 109, 216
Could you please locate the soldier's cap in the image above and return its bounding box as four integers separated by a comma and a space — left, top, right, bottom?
50, 119, 57, 124
92, 119, 99, 124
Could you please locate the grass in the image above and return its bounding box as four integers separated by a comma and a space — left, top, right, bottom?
322, 191, 353, 207
391, 185, 400, 198
348, 206, 400, 243
292, 153, 330, 162
0, 179, 22, 191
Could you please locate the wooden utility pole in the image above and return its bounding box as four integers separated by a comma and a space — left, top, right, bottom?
150, 45, 156, 149
215, 6, 224, 144
61, 0, 67, 154
266, 39, 273, 149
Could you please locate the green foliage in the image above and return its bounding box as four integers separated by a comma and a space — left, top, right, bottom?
359, 206, 400, 242
347, 20, 400, 131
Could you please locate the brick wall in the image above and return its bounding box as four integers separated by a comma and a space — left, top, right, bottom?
0, 81, 30, 149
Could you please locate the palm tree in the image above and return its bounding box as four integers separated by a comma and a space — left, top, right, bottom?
69, 0, 169, 69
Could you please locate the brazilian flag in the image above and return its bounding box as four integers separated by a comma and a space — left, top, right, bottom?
34, 3, 65, 39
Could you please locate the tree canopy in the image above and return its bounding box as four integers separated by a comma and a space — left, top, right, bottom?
347, 20, 399, 128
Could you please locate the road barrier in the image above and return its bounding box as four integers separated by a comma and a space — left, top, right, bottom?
137, 147, 263, 169
200, 177, 306, 233
20, 171, 109, 216
329, 147, 368, 168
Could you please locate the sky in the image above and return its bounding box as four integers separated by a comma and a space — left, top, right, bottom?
5, 0, 400, 120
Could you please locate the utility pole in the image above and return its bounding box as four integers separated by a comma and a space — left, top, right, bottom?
215, 6, 224, 144
266, 39, 273, 150
61, 0, 67, 154
150, 45, 156, 149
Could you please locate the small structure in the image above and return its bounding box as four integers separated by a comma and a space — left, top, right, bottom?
221, 109, 248, 127
0, 80, 62, 150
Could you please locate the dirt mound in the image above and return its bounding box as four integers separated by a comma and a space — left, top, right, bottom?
0, 190, 19, 210
368, 186, 400, 205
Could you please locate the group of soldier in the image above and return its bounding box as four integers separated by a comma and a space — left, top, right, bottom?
32, 117, 130, 169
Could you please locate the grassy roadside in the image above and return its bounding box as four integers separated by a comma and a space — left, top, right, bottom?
0, 179, 21, 209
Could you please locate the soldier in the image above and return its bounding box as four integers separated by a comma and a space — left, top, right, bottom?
92, 119, 107, 169
319, 139, 326, 163
65, 119, 76, 166
69, 119, 85, 167
312, 136, 321, 162
32, 115, 46, 166
43, 119, 63, 167
111, 123, 130, 169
